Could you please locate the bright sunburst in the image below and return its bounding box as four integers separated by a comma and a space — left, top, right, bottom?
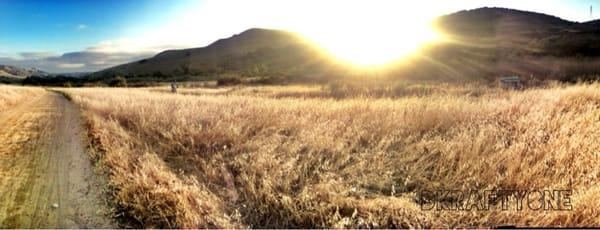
293, 1, 443, 67
145, 0, 444, 68
312, 22, 441, 67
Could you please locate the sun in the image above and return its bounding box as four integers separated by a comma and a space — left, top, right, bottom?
305, 20, 441, 67
323, 23, 440, 67
147, 0, 444, 68
293, 1, 443, 67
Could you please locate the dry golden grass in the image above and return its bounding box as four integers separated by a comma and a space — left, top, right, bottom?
149, 85, 326, 98
62, 83, 600, 228
0, 85, 43, 112
149, 83, 499, 99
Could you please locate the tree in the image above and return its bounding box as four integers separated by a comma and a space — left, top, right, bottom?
109, 76, 127, 87
217, 75, 242, 86
180, 64, 190, 75
153, 71, 165, 78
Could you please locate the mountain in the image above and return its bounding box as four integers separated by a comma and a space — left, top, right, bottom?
435, 7, 600, 56
394, 7, 600, 82
90, 8, 600, 83
0, 65, 48, 78
51, 72, 91, 78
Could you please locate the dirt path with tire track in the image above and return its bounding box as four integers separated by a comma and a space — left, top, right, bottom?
0, 91, 115, 228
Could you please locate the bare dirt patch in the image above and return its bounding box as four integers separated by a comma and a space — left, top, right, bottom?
0, 91, 115, 228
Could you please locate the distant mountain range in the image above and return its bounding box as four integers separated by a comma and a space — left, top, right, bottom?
0, 65, 48, 78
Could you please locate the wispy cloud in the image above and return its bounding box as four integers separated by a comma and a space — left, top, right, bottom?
0, 34, 191, 73
0, 49, 156, 73
76, 24, 88, 30
19, 52, 56, 59
86, 38, 188, 53
57, 63, 86, 69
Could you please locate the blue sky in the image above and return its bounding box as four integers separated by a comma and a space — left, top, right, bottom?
1, 0, 119, 54
0, 0, 193, 54
0, 0, 202, 72
0, 0, 599, 73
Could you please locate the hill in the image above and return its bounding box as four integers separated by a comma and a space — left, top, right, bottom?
0, 65, 48, 78
411, 7, 600, 82
85, 8, 600, 84
92, 28, 336, 83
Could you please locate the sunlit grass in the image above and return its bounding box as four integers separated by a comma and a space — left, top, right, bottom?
62, 83, 600, 228
0, 85, 43, 112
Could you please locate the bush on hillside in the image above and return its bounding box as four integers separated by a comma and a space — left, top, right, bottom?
109, 76, 128, 87
217, 76, 242, 86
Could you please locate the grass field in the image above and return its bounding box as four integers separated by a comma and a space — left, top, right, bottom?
0, 85, 42, 112
58, 83, 599, 228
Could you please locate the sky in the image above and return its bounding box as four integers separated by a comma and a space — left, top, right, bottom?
0, 0, 599, 73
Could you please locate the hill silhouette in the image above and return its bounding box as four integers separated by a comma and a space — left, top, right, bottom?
91, 28, 336, 83
392, 7, 600, 82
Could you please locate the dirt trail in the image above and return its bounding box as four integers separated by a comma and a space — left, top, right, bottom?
0, 91, 115, 228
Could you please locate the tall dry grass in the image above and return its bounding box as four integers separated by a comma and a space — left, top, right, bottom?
63, 83, 600, 228
0, 85, 43, 112
148, 85, 326, 98
148, 83, 500, 99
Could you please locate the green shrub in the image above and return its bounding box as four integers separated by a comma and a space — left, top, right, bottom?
109, 76, 128, 87
217, 76, 242, 86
